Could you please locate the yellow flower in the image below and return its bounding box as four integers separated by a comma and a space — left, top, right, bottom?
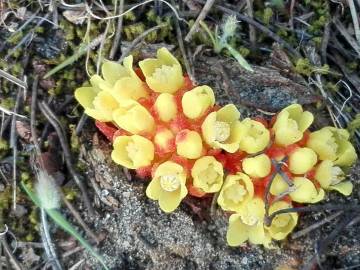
273, 104, 314, 146
112, 100, 155, 134
307, 127, 357, 166
109, 56, 148, 103
217, 173, 254, 212
139, 47, 184, 94
111, 135, 154, 169
238, 118, 270, 154
154, 127, 175, 154
75, 55, 148, 121
154, 93, 177, 122
289, 177, 325, 203
314, 160, 353, 196
266, 201, 298, 240
242, 154, 271, 178
191, 156, 224, 193
288, 147, 317, 174
75, 88, 119, 121
175, 130, 203, 159
226, 198, 270, 247
182, 85, 215, 119
201, 104, 242, 153
145, 161, 188, 213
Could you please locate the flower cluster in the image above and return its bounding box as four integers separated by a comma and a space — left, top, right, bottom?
75, 48, 358, 248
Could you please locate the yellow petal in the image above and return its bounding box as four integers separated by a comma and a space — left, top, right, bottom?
111, 135, 154, 169
154, 93, 178, 122
176, 130, 203, 159
270, 174, 289, 196
112, 100, 155, 134
290, 177, 324, 203
328, 181, 353, 196
154, 161, 185, 179
306, 128, 337, 161
248, 223, 267, 245
182, 85, 215, 119
289, 147, 317, 174
201, 111, 216, 146
85, 91, 119, 121
227, 214, 249, 246
242, 154, 271, 178
90, 74, 111, 92
192, 156, 224, 193
314, 160, 333, 188
159, 188, 183, 213
101, 60, 128, 85
216, 104, 240, 123
75, 87, 98, 108
238, 118, 270, 154
112, 77, 148, 103
334, 140, 357, 166
146, 177, 162, 200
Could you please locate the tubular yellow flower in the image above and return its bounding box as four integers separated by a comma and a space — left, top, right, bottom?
111, 135, 154, 169
226, 198, 270, 247
154, 127, 175, 154
217, 173, 254, 212
306, 127, 357, 167
238, 118, 270, 154
289, 177, 325, 203
154, 93, 178, 122
266, 201, 298, 240
182, 85, 215, 119
75, 89, 119, 121
175, 130, 203, 159
110, 56, 148, 103
112, 100, 155, 135
273, 104, 314, 146
242, 154, 271, 178
201, 104, 242, 153
139, 47, 184, 94
191, 156, 224, 193
145, 161, 188, 213
288, 147, 317, 174
314, 160, 353, 196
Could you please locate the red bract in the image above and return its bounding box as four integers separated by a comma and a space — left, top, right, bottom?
95, 121, 118, 141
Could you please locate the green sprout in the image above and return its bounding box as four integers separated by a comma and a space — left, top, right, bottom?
21, 171, 109, 270
200, 15, 253, 72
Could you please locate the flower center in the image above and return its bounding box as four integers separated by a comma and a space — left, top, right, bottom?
160, 174, 180, 192
199, 165, 219, 187
126, 142, 139, 162
225, 184, 247, 204
214, 121, 230, 142
152, 65, 174, 83
272, 214, 291, 228
331, 166, 345, 185
241, 215, 258, 226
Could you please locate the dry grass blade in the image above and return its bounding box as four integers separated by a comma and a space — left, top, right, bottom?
347, 0, 360, 43
0, 69, 27, 89
185, 0, 216, 42
333, 18, 360, 58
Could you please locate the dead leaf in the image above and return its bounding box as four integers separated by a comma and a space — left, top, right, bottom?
62, 10, 86, 25
16, 120, 31, 142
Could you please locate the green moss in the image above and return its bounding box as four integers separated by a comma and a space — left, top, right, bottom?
0, 138, 9, 159
325, 82, 339, 92
7, 31, 24, 45
124, 23, 145, 41
0, 97, 15, 110
238, 47, 250, 57
294, 58, 313, 76
21, 172, 31, 181
69, 124, 80, 152
347, 114, 360, 138
124, 11, 136, 21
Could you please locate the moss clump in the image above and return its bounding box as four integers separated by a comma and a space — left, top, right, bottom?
294, 58, 329, 76
69, 124, 80, 152
0, 138, 9, 159
347, 114, 360, 139
7, 31, 24, 45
